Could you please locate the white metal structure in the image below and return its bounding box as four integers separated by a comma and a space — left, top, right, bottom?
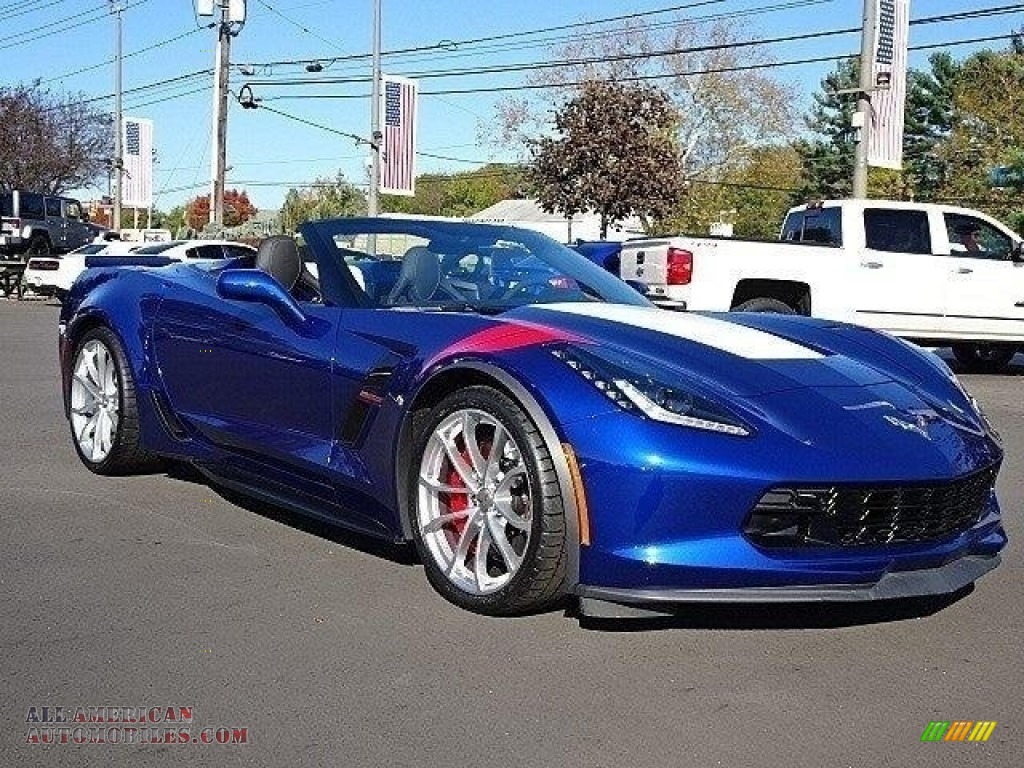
619, 199, 1024, 369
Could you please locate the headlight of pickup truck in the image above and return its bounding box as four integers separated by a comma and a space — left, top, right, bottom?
551, 345, 752, 436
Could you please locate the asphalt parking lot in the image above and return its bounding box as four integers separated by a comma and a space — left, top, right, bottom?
1, 298, 1020, 768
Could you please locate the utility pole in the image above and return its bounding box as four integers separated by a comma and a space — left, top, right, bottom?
852, 0, 878, 198
368, 0, 382, 217
209, 1, 232, 226
110, 1, 124, 231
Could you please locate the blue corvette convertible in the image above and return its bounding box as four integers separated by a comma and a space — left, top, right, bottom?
58, 218, 1006, 617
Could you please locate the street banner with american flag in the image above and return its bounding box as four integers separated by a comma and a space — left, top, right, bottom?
121, 117, 154, 208
380, 75, 418, 196
867, 0, 910, 170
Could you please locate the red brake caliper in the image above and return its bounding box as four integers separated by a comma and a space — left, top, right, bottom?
441, 438, 491, 551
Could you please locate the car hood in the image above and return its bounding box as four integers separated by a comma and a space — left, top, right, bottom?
504, 303, 999, 476
511, 303, 895, 397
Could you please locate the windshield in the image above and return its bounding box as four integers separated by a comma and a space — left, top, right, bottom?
302, 218, 649, 311
133, 240, 185, 254
71, 244, 109, 255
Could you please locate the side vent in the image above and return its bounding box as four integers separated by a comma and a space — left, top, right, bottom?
150, 390, 190, 441
340, 367, 394, 444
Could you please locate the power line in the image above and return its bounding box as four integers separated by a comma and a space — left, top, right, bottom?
251, 0, 344, 52
248, 0, 734, 68
40, 25, 213, 85
249, 0, 838, 81
0, 0, 67, 22
259, 29, 1020, 102
0, 0, 151, 52
245, 4, 1024, 93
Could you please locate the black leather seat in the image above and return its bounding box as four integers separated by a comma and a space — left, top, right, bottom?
255, 235, 302, 291
387, 246, 441, 304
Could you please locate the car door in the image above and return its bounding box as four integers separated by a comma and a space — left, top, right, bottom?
44, 197, 66, 250
153, 276, 339, 493
941, 212, 1024, 340
63, 200, 91, 249
852, 207, 949, 337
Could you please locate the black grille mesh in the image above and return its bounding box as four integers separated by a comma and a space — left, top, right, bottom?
746, 465, 998, 547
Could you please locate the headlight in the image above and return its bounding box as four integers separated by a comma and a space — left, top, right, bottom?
551, 346, 752, 436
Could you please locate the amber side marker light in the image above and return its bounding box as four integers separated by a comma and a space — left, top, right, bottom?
562, 443, 591, 546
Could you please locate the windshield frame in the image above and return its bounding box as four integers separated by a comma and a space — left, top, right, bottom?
300, 217, 650, 311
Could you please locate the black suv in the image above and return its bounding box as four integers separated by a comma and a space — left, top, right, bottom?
1, 190, 100, 259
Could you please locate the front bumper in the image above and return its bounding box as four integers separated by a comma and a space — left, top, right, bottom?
577, 554, 1001, 618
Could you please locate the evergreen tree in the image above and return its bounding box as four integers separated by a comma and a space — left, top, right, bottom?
904, 52, 961, 201
793, 59, 859, 199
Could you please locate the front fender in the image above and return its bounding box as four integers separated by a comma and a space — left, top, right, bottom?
396, 356, 583, 591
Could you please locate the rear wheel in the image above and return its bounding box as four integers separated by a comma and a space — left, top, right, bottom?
410, 385, 568, 615
951, 343, 1018, 373
69, 327, 162, 474
733, 297, 796, 314
27, 235, 51, 256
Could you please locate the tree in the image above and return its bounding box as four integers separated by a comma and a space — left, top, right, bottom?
279, 172, 365, 233
494, 18, 795, 185
223, 189, 257, 227
904, 52, 962, 201
381, 164, 524, 217
528, 81, 682, 237
937, 45, 1024, 225
184, 195, 210, 230
183, 189, 257, 230
0, 85, 111, 194
793, 59, 859, 200
163, 205, 188, 237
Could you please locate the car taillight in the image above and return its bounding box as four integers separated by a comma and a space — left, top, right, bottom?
666, 247, 693, 285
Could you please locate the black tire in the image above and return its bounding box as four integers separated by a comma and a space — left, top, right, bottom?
68, 326, 163, 475
409, 385, 569, 615
54, 288, 68, 304
733, 297, 796, 314
951, 343, 1018, 374
27, 234, 51, 256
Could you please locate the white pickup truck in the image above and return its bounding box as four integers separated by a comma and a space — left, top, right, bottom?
620, 199, 1024, 372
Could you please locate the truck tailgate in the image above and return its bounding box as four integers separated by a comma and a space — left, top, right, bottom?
619, 239, 671, 288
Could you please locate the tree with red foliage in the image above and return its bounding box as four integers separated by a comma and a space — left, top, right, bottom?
184, 189, 257, 229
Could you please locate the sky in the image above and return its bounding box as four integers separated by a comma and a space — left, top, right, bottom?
3, 0, 1022, 214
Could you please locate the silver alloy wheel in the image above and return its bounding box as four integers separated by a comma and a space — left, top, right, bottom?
417, 408, 532, 595
70, 339, 120, 463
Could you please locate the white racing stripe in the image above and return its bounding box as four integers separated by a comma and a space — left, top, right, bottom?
535, 303, 823, 360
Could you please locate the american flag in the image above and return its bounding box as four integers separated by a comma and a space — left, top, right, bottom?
121, 117, 153, 207
867, 0, 909, 170
380, 76, 418, 196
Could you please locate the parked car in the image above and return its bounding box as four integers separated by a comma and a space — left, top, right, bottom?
128, 239, 258, 262
57, 218, 1005, 619
0, 190, 97, 258
25, 239, 256, 302
571, 240, 622, 273
24, 242, 140, 300
619, 199, 1024, 371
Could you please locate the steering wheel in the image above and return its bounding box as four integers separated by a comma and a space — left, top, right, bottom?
498, 276, 559, 302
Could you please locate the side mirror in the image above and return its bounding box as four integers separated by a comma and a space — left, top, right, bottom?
1012, 241, 1024, 263
216, 269, 309, 330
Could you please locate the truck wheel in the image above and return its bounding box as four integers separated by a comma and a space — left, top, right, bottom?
27, 235, 51, 256
733, 297, 796, 314
951, 343, 1018, 374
